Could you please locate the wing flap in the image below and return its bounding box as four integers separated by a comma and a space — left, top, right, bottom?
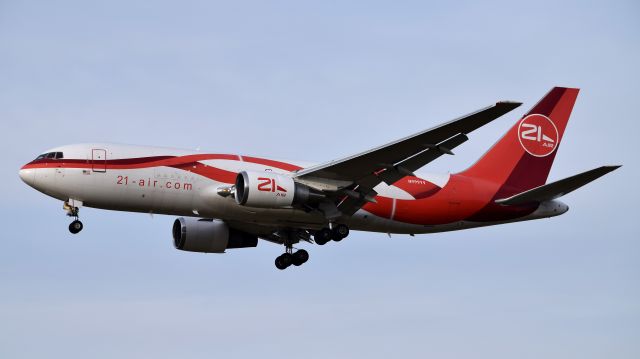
378, 133, 469, 185
495, 165, 621, 206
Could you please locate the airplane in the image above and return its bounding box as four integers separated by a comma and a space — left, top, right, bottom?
19, 87, 620, 269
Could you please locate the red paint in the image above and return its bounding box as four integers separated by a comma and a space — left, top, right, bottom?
393, 176, 443, 199
459, 87, 578, 194
241, 156, 302, 171
363, 196, 394, 219
366, 87, 580, 225
171, 162, 237, 184
256, 177, 288, 193
257, 178, 272, 191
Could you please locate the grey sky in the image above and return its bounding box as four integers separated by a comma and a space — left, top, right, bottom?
1, 1, 638, 358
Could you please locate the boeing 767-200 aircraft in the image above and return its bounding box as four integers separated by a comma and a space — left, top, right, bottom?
19, 87, 620, 269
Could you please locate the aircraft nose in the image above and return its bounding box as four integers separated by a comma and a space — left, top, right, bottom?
19, 167, 36, 187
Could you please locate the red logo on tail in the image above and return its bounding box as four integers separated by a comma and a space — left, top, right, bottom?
518, 114, 559, 157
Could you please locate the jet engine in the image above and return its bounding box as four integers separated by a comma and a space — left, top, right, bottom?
235, 171, 323, 208
172, 217, 258, 253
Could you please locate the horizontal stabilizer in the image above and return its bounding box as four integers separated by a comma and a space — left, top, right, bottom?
495, 165, 621, 205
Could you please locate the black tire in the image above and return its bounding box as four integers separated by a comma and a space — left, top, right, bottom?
332, 224, 349, 241
275, 256, 288, 270
293, 249, 309, 266
280, 253, 293, 267
69, 220, 83, 234
315, 228, 332, 245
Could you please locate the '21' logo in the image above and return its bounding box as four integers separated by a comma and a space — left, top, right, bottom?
517, 114, 559, 157
257, 177, 288, 196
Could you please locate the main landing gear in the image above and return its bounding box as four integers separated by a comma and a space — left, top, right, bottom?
275, 247, 309, 270
274, 224, 349, 269
274, 229, 312, 270
314, 224, 349, 245
64, 201, 83, 234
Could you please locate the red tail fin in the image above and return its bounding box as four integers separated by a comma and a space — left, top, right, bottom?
460, 87, 579, 197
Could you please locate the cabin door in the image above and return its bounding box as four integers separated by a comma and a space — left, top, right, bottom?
92, 149, 107, 172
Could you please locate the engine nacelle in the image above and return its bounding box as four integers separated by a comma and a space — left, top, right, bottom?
172, 217, 258, 253
235, 171, 320, 208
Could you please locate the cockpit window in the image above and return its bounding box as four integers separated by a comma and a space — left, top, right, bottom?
35, 152, 64, 160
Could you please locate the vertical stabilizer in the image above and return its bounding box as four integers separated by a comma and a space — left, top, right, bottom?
460, 87, 579, 197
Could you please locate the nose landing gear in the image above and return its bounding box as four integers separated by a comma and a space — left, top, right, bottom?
64, 200, 83, 234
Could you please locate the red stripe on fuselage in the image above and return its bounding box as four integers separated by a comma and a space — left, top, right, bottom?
21, 154, 300, 172
240, 156, 302, 172
170, 162, 238, 184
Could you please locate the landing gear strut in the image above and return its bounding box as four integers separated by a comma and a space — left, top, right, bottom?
314, 224, 349, 245
274, 230, 310, 270
64, 201, 83, 234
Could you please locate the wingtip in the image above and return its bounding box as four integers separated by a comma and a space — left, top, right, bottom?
496, 101, 523, 112
497, 100, 522, 106
596, 165, 622, 175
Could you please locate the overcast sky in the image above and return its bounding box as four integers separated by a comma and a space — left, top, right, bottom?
1, 1, 639, 358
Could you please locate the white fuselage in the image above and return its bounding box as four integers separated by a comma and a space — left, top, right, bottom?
19, 143, 567, 237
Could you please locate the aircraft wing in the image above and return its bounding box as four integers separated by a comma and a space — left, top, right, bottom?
294, 101, 522, 217
495, 165, 621, 206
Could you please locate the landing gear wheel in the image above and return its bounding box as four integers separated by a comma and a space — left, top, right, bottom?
64, 201, 83, 234
69, 220, 83, 234
280, 253, 293, 267
275, 255, 288, 270
275, 230, 312, 270
292, 249, 309, 266
314, 228, 332, 245
332, 224, 349, 241
275, 253, 294, 270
